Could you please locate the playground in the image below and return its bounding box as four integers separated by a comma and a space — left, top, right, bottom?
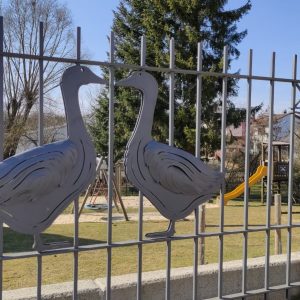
78, 139, 292, 219
2, 144, 299, 291
224, 141, 290, 204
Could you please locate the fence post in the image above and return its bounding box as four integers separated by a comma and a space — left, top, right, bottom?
199, 204, 206, 264
261, 178, 264, 204
116, 162, 122, 195
274, 194, 282, 255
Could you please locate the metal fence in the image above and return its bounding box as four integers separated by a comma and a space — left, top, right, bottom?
1, 17, 300, 300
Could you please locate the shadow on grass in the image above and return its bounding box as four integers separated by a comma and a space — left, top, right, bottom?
3, 227, 103, 253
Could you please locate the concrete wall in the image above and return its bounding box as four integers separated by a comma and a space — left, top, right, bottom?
4, 252, 300, 300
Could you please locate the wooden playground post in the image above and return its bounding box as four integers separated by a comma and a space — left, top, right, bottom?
274, 193, 282, 255
115, 161, 122, 196
261, 178, 264, 204
78, 157, 129, 221
77, 157, 103, 215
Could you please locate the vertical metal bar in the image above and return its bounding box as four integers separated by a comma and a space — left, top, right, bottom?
106, 31, 115, 300
286, 54, 297, 295
220, 46, 229, 173
165, 242, 171, 300
0, 16, 4, 300
37, 21, 44, 300
38, 22, 44, 146
242, 49, 253, 295
73, 198, 79, 300
37, 255, 42, 300
195, 42, 202, 159
193, 42, 202, 300
169, 37, 175, 146
73, 26, 81, 300
265, 52, 276, 294
193, 207, 199, 300
137, 35, 146, 300
198, 41, 205, 266
218, 46, 228, 299
165, 37, 175, 300
76, 27, 81, 62
137, 191, 143, 300
0, 16, 3, 162
140, 34, 146, 69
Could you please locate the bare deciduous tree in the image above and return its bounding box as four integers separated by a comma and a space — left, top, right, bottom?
2, 0, 75, 158
17, 110, 66, 152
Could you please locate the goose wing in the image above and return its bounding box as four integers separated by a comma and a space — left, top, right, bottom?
0, 140, 78, 205
144, 141, 222, 196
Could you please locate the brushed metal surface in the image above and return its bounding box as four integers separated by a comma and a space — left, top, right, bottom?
117, 71, 223, 237
0, 66, 105, 244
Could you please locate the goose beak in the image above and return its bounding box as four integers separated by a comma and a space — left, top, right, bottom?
90, 74, 108, 85
83, 68, 108, 85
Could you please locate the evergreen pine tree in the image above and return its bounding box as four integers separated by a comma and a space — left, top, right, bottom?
90, 0, 253, 161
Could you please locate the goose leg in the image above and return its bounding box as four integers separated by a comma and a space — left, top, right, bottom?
33, 234, 45, 251
145, 220, 175, 238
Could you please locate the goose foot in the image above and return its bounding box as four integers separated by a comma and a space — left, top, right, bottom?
33, 234, 72, 252
145, 220, 175, 239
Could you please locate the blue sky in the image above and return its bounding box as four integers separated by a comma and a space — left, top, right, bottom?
226, 1, 300, 76
61, 0, 300, 112
59, 0, 119, 61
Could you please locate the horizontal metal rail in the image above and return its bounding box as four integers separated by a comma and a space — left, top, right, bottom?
3, 223, 300, 261
210, 281, 300, 299
2, 50, 300, 83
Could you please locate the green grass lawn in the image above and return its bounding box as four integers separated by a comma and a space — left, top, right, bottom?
4, 193, 300, 290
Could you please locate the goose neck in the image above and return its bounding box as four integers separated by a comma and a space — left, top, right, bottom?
133, 87, 157, 139
61, 83, 85, 140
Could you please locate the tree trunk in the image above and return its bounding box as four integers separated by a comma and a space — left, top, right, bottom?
4, 99, 35, 158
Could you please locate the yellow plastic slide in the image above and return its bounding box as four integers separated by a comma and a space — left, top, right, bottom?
224, 165, 268, 205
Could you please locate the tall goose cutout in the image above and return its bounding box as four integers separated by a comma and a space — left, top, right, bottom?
117, 71, 224, 238
0, 66, 106, 250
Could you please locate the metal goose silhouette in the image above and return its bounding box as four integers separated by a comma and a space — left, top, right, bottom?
117, 71, 224, 238
0, 65, 106, 250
